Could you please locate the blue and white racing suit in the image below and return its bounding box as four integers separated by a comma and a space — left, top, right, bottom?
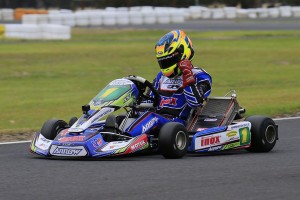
126, 67, 212, 137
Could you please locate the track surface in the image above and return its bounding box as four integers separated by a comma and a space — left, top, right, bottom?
0, 118, 299, 200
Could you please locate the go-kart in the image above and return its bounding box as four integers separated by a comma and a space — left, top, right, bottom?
30, 75, 278, 159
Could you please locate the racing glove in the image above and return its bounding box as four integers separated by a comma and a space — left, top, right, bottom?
178, 60, 196, 88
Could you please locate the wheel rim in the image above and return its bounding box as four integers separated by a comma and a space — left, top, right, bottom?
175, 131, 187, 150
265, 125, 276, 144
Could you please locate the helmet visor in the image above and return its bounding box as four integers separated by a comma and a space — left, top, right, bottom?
157, 52, 180, 69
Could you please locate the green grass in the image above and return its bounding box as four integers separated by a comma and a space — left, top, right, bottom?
0, 29, 300, 132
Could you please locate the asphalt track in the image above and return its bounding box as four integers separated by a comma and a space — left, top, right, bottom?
0, 117, 299, 200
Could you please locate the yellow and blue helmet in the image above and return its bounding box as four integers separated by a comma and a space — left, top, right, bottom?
155, 30, 194, 78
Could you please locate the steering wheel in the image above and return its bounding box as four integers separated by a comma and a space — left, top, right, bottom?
125, 75, 160, 108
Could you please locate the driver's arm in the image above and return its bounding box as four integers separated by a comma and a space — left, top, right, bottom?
144, 77, 159, 103
183, 70, 212, 108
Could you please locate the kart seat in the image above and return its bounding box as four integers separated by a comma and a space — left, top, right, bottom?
187, 97, 240, 132
104, 115, 117, 133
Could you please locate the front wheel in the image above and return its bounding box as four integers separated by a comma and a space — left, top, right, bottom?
245, 116, 278, 152
41, 119, 68, 140
158, 122, 189, 159
69, 116, 78, 126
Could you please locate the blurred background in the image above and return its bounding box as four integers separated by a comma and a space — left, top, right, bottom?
1, 0, 300, 9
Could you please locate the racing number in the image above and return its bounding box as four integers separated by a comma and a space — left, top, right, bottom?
239, 127, 250, 146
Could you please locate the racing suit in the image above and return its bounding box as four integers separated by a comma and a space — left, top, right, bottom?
126, 66, 212, 137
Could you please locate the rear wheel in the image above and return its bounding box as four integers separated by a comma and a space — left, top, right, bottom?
41, 119, 68, 140
245, 116, 278, 152
159, 122, 189, 159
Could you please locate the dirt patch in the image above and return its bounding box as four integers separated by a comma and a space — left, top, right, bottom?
0, 131, 35, 143
273, 111, 300, 119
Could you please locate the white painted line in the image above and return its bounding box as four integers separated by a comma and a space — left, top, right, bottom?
0, 140, 31, 145
273, 116, 300, 121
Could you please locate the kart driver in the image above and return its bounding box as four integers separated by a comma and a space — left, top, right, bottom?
126, 30, 212, 137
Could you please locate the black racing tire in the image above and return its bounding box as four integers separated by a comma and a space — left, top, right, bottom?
41, 119, 68, 140
158, 122, 189, 159
69, 117, 78, 126
245, 116, 278, 152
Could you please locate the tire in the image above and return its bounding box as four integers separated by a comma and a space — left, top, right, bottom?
245, 116, 278, 152
158, 122, 189, 159
41, 119, 68, 140
69, 117, 78, 126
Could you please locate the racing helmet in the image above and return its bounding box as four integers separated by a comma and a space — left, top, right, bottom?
155, 30, 194, 78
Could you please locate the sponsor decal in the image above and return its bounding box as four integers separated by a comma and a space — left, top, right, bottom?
230, 123, 249, 129
92, 138, 103, 148
99, 134, 149, 154
162, 79, 182, 90
158, 53, 178, 62
226, 131, 237, 137
167, 85, 180, 89
163, 79, 183, 85
110, 79, 132, 86
130, 140, 146, 151
40, 136, 51, 143
98, 134, 149, 155
208, 146, 222, 151
239, 127, 251, 146
92, 108, 115, 123
201, 135, 221, 147
35, 134, 52, 151
222, 142, 240, 150
142, 117, 159, 133
124, 95, 130, 103
229, 136, 240, 142
101, 140, 132, 151
36, 143, 49, 150
100, 108, 113, 116
58, 136, 85, 142
97, 107, 115, 119
195, 130, 243, 151
59, 129, 69, 136
50, 145, 87, 156
52, 147, 82, 156
204, 118, 218, 122
119, 134, 149, 154
160, 97, 177, 107
58, 143, 75, 146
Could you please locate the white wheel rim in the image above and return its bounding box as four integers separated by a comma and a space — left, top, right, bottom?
265, 125, 276, 143
175, 131, 187, 150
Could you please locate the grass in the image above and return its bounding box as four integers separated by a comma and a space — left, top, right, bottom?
0, 29, 299, 132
